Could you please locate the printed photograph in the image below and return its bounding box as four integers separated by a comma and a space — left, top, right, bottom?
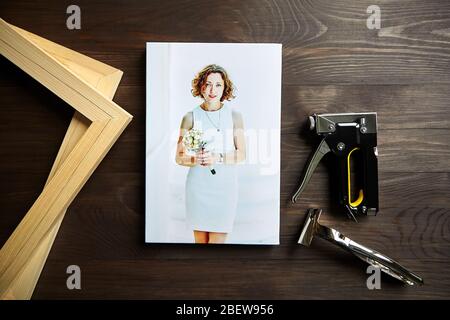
146, 42, 282, 244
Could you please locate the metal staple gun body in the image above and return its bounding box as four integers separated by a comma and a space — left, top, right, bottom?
292, 112, 379, 221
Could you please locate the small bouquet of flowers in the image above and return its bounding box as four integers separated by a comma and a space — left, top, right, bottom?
182, 129, 216, 175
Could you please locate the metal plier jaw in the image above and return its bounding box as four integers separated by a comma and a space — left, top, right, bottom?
299, 209, 424, 286
292, 113, 379, 221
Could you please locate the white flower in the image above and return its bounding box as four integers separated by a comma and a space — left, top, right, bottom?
183, 129, 207, 152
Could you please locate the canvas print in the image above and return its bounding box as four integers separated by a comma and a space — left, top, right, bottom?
146, 42, 282, 244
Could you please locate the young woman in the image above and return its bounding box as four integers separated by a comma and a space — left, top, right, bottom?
175, 64, 246, 244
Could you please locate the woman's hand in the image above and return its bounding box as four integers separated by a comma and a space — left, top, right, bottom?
196, 150, 216, 167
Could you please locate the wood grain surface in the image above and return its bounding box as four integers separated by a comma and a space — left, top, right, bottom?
1, 0, 449, 299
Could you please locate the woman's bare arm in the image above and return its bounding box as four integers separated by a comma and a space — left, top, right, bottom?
175, 112, 197, 167
222, 110, 246, 164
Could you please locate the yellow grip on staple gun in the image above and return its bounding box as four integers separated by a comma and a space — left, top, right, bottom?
347, 147, 364, 207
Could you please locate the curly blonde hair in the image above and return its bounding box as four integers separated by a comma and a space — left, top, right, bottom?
191, 64, 236, 102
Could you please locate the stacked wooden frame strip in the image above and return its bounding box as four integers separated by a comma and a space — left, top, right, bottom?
0, 19, 132, 299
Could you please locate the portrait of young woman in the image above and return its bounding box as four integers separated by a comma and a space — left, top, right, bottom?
175, 64, 246, 244
146, 42, 281, 245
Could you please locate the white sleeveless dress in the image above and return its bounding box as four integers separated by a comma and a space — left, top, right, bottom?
185, 104, 238, 233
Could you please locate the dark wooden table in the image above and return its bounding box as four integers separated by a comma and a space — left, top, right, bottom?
1, 0, 449, 299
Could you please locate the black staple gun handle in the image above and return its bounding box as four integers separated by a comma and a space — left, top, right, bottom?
292, 113, 379, 221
